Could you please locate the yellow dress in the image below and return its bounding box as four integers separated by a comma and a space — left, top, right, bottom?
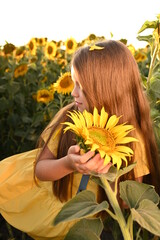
0, 118, 149, 239
0, 129, 97, 240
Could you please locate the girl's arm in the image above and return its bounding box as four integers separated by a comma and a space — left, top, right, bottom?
35, 145, 112, 181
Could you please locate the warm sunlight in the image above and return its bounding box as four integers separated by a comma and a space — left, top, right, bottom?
0, 0, 160, 49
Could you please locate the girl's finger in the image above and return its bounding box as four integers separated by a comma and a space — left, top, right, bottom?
80, 150, 95, 163
97, 162, 112, 174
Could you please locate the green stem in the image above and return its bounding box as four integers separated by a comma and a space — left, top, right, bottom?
127, 214, 133, 239
147, 43, 158, 86
100, 176, 132, 240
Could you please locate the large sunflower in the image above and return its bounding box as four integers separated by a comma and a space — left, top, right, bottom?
65, 37, 77, 54
63, 107, 138, 169
45, 41, 57, 60
54, 72, 74, 94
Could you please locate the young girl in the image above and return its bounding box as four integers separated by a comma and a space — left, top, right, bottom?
0, 40, 160, 240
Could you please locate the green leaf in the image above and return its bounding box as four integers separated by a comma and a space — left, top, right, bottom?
120, 180, 159, 209
91, 166, 118, 184
53, 190, 109, 225
131, 199, 160, 236
7, 82, 20, 95
150, 79, 160, 98
64, 218, 103, 240
0, 97, 8, 112
65, 231, 100, 240
0, 85, 6, 93
137, 35, 153, 44
116, 163, 137, 181
138, 20, 158, 34
91, 163, 136, 186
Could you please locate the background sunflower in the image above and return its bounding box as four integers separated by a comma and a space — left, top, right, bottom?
54, 72, 74, 94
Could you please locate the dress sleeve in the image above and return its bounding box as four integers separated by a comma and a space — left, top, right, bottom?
133, 132, 150, 178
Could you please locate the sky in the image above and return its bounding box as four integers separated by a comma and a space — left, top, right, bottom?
0, 0, 160, 49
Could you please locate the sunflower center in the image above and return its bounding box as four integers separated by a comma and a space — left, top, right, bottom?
67, 40, 73, 49
60, 76, 71, 88
48, 46, 53, 54
29, 42, 34, 50
88, 127, 115, 150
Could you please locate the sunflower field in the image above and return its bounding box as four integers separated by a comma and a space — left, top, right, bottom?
0, 14, 160, 239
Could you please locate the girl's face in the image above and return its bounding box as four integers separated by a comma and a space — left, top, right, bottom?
71, 66, 89, 112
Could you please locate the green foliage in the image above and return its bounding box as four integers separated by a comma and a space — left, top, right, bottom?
0, 42, 73, 160
54, 165, 160, 240
54, 190, 109, 225
64, 218, 103, 240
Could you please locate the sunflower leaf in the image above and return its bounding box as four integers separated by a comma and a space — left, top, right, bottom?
119, 180, 159, 209
53, 190, 109, 225
137, 20, 158, 34
116, 162, 137, 181
131, 199, 160, 236
64, 218, 103, 240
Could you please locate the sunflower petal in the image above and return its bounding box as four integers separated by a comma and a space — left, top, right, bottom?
93, 107, 100, 126
99, 150, 106, 158
111, 153, 122, 169
116, 145, 133, 154
83, 110, 93, 127
116, 137, 138, 144
104, 154, 111, 165
106, 115, 120, 129
90, 143, 99, 151
100, 107, 108, 128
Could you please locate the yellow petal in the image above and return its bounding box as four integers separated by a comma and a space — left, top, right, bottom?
78, 111, 86, 127
100, 107, 108, 128
99, 150, 106, 158
111, 153, 119, 164
120, 155, 128, 166
116, 145, 133, 154
117, 158, 122, 170
111, 124, 134, 134
106, 115, 120, 129
93, 107, 100, 127
83, 110, 93, 128
116, 137, 138, 144
85, 139, 93, 145
104, 154, 111, 165
63, 124, 80, 135
90, 143, 99, 151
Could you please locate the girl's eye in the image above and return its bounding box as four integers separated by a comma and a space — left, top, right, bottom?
74, 81, 80, 88
75, 81, 82, 89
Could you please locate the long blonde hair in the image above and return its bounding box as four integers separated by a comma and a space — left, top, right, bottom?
36, 40, 160, 202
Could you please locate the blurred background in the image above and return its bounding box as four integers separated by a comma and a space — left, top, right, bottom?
0, 0, 160, 48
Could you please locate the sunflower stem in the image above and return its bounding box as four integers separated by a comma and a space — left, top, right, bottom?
127, 214, 133, 240
105, 209, 117, 221
147, 43, 158, 86
100, 176, 132, 240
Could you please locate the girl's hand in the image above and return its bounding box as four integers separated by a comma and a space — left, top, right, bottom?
67, 145, 112, 175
